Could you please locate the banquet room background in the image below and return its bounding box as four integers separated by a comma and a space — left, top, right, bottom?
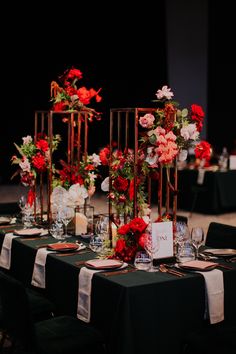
0, 0, 235, 185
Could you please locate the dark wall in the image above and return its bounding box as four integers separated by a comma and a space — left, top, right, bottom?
208, 0, 235, 154
1, 3, 167, 184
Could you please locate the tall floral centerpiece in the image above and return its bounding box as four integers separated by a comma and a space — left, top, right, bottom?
139, 85, 206, 221
11, 134, 61, 205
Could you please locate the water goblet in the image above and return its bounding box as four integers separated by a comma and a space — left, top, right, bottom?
191, 227, 204, 259
144, 227, 159, 272
59, 207, 74, 238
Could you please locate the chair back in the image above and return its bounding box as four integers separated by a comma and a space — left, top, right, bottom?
205, 222, 236, 249
0, 270, 36, 353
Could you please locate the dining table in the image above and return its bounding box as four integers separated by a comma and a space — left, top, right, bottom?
1, 225, 236, 354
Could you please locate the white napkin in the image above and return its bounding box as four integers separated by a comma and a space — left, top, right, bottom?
31, 248, 53, 288
197, 269, 224, 324
77, 267, 101, 323
0, 233, 18, 269
77, 262, 127, 323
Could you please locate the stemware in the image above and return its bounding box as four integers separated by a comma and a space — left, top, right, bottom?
144, 226, 159, 272
191, 227, 204, 259
59, 207, 74, 238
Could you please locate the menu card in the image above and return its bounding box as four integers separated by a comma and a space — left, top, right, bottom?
152, 221, 173, 259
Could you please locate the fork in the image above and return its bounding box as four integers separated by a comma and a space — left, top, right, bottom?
159, 264, 185, 277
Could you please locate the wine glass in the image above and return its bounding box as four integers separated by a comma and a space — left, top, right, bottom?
174, 221, 190, 255
59, 207, 74, 238
144, 226, 159, 272
191, 227, 204, 259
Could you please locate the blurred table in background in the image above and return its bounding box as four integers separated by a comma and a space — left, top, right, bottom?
178, 169, 236, 214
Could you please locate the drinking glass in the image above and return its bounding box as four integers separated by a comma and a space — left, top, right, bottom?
174, 221, 190, 255
144, 226, 159, 272
191, 227, 204, 259
134, 250, 151, 270
59, 207, 74, 238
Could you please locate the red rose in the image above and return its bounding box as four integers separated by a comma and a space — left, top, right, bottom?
113, 176, 128, 192
195, 140, 211, 161
137, 233, 147, 248
115, 238, 126, 253
191, 104, 205, 132
129, 217, 148, 234
118, 224, 130, 235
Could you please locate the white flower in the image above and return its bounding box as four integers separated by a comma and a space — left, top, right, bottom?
19, 157, 31, 172
101, 177, 109, 192
22, 135, 33, 145
180, 124, 199, 141
68, 184, 88, 206
156, 85, 174, 100
90, 153, 101, 167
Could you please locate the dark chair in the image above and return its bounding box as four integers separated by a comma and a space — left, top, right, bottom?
0, 271, 107, 354
205, 222, 236, 249
0, 270, 55, 323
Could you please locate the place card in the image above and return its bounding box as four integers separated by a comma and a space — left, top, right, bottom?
152, 221, 173, 259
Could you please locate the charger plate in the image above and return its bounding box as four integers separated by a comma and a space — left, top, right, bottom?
204, 248, 236, 257
13, 228, 46, 237
85, 259, 124, 270
47, 243, 79, 252
177, 260, 218, 272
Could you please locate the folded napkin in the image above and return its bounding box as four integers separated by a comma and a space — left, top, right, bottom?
77, 261, 127, 323
77, 267, 101, 323
31, 248, 53, 288
197, 269, 224, 324
0, 233, 18, 269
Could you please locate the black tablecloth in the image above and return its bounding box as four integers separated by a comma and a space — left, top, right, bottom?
1, 232, 236, 354
178, 169, 236, 214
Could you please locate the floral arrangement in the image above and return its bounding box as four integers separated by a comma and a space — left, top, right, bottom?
52, 153, 101, 199
11, 134, 61, 188
51, 184, 88, 213
50, 67, 102, 121
112, 217, 149, 262
100, 146, 150, 217
139, 85, 204, 167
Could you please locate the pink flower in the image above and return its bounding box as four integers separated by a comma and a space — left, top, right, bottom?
139, 114, 155, 128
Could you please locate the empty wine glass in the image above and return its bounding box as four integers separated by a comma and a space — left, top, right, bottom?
144, 226, 159, 272
191, 227, 204, 259
174, 221, 190, 255
59, 207, 74, 238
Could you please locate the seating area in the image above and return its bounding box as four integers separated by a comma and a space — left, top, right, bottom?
0, 271, 107, 354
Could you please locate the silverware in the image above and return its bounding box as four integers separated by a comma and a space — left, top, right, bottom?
55, 249, 90, 257
159, 264, 185, 277
103, 268, 136, 277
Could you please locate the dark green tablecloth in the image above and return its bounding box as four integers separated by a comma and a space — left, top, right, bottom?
1, 233, 236, 354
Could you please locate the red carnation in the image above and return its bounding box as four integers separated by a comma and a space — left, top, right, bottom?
32, 153, 47, 172
36, 139, 49, 152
